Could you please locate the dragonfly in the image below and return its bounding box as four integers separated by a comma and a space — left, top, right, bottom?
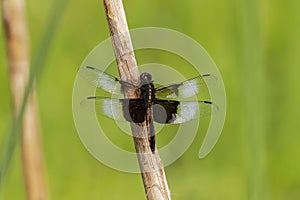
78, 66, 218, 153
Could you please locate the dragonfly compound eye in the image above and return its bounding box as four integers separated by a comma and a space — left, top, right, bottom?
140, 72, 152, 84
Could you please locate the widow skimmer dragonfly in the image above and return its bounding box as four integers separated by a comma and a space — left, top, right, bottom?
78, 66, 218, 153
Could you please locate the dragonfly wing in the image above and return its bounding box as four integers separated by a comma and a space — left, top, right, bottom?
81, 96, 146, 123
78, 66, 137, 94
81, 96, 125, 120
152, 100, 179, 124
153, 99, 218, 124
155, 74, 216, 99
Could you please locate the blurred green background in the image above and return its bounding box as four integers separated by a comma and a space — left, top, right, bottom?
1, 0, 300, 199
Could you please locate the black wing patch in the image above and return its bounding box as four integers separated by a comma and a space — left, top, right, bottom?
122, 99, 146, 123
155, 74, 216, 99
152, 100, 179, 123
153, 99, 218, 124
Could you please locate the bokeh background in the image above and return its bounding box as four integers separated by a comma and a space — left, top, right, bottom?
1, 0, 300, 199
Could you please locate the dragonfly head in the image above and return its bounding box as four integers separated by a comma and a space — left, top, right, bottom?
140, 72, 152, 84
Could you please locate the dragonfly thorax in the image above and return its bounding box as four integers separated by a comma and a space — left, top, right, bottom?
140, 82, 156, 103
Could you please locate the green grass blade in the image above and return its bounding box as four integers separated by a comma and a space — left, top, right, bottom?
237, 0, 268, 199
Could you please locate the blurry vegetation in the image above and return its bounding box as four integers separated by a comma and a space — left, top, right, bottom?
1, 0, 300, 199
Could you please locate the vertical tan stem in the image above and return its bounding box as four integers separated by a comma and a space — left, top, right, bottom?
1, 0, 49, 199
103, 1, 171, 199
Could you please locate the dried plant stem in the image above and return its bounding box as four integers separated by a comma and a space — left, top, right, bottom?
103, 0, 171, 199
2, 0, 48, 199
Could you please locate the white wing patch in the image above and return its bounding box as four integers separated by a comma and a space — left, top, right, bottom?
98, 73, 118, 93
78, 66, 120, 94
155, 74, 216, 100
181, 79, 200, 98
81, 97, 125, 121
172, 101, 199, 124
102, 99, 116, 119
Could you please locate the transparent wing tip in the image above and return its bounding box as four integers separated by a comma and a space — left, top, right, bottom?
202, 73, 217, 87
80, 96, 95, 111
206, 100, 219, 114
201, 100, 219, 116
